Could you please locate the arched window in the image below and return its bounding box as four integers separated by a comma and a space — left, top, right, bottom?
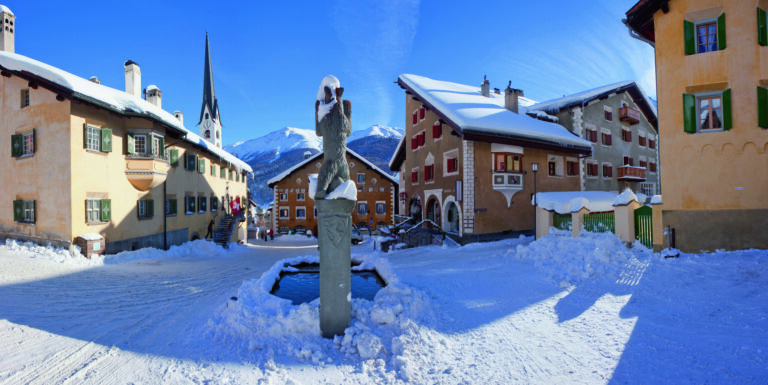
204, 130, 211, 138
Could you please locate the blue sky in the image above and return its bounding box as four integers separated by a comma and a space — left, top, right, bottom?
3, 0, 654, 146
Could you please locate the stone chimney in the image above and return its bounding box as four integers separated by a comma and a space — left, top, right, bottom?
1, 5, 15, 53
480, 75, 490, 97
174, 111, 184, 124
124, 60, 141, 97
89, 76, 101, 84
504, 81, 524, 114
144, 84, 162, 108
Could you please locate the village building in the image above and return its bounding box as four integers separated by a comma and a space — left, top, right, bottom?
625, 0, 768, 251
527, 81, 660, 195
0, 6, 251, 255
268, 149, 398, 235
389, 74, 592, 243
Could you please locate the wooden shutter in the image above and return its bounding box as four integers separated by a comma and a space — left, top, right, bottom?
31, 200, 36, 223
147, 199, 154, 218
158, 137, 164, 156
683, 93, 697, 133
31, 129, 36, 155
759, 8, 768, 46
722, 88, 732, 130
684, 20, 695, 55
126, 133, 135, 154
83, 123, 88, 148
100, 199, 111, 222
100, 128, 112, 152
170, 149, 179, 167
759, 86, 768, 128
717, 13, 726, 50
12, 199, 22, 221
11, 134, 22, 157
198, 158, 205, 174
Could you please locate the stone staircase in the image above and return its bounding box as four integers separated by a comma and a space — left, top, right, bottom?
213, 211, 245, 248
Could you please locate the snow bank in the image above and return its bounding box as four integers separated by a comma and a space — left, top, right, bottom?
535, 191, 618, 214
512, 231, 653, 288
103, 239, 235, 264
2, 239, 96, 265
208, 252, 432, 363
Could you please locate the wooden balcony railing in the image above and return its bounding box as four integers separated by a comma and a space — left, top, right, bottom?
617, 165, 646, 181
619, 106, 641, 125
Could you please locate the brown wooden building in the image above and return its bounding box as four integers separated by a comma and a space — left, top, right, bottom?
390, 74, 592, 243
268, 149, 398, 234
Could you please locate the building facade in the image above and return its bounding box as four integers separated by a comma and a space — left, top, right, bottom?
625, 0, 768, 251
0, 8, 250, 255
528, 82, 660, 195
390, 74, 592, 243
268, 150, 398, 234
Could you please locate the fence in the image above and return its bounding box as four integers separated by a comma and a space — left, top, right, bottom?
583, 211, 615, 233
553, 213, 572, 231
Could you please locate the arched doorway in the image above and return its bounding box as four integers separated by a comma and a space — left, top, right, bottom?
408, 196, 422, 223
426, 197, 440, 226
445, 201, 460, 233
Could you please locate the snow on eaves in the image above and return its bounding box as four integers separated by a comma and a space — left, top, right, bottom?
0, 51, 252, 174
0, 5, 13, 16
268, 147, 398, 187
528, 80, 657, 118
398, 74, 591, 151
534, 191, 621, 214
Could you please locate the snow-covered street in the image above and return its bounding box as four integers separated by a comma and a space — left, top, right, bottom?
0, 234, 766, 384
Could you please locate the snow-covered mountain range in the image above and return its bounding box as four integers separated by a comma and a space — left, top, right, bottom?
225, 125, 403, 207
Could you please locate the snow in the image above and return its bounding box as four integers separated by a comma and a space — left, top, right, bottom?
0, 5, 13, 15
1, 230, 766, 384
613, 188, 639, 206
0, 51, 252, 174
398, 74, 591, 151
76, 232, 104, 241
316, 75, 340, 123
535, 191, 619, 214
269, 147, 397, 187
651, 194, 662, 204
347, 125, 404, 142
528, 80, 658, 118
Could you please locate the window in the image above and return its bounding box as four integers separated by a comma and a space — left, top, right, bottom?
623, 156, 634, 166
699, 95, 722, 130
494, 153, 523, 173
21, 130, 33, 157
152, 136, 161, 156
357, 173, 365, 184
639, 159, 648, 169
649, 161, 657, 173
419, 106, 426, 121
444, 150, 459, 175
685, 14, 726, 55
760, 8, 768, 46
585, 127, 598, 142
586, 161, 598, 178
376, 202, 386, 215
357, 202, 368, 215
85, 198, 111, 223
683, 90, 732, 133
604, 107, 613, 121
12, 199, 35, 223
228, 169, 233, 180
601, 130, 613, 146
198, 158, 206, 174
547, 156, 563, 177
220, 166, 226, 178
198, 196, 207, 212
185, 153, 197, 170
297, 192, 305, 201
296, 207, 306, 219
433, 122, 442, 139
411, 131, 426, 150
279, 192, 287, 201
548, 161, 556, 176
425, 164, 435, 182
621, 128, 632, 142
648, 137, 656, 149
165, 198, 177, 216
640, 183, 656, 196
279, 207, 289, 219
566, 159, 579, 176
638, 135, 646, 147
602, 163, 613, 178
185, 196, 195, 214
20, 88, 29, 108
134, 135, 146, 154
210, 164, 216, 176
82, 125, 113, 153
211, 196, 218, 212
137, 199, 154, 219
412, 110, 418, 125
411, 169, 419, 184
169, 149, 179, 166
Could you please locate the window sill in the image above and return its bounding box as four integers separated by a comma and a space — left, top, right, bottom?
166, 214, 177, 217
198, 211, 206, 214
695, 128, 725, 133
85, 149, 108, 156
87, 221, 109, 226
185, 212, 195, 215
16, 221, 35, 225
548, 174, 563, 178
138, 216, 154, 221
443, 171, 459, 177
16, 153, 35, 159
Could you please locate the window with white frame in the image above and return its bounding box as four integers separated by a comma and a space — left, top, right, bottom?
357, 202, 368, 215
640, 183, 657, 196
357, 173, 365, 184
296, 206, 306, 219
548, 155, 564, 177
444, 149, 459, 176
134, 135, 147, 154
152, 136, 161, 156
22, 200, 34, 222
279, 207, 289, 219
22, 130, 34, 156
86, 125, 101, 151
86, 199, 100, 223
602, 163, 613, 178
279, 192, 288, 201
297, 192, 305, 201
375, 201, 386, 215
20, 88, 29, 108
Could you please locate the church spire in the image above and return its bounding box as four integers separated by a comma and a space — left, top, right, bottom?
199, 32, 222, 147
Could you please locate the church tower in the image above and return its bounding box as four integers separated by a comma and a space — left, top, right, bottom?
1, 5, 15, 53
198, 33, 222, 148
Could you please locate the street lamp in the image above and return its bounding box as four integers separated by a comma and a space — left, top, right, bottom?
532, 162, 538, 240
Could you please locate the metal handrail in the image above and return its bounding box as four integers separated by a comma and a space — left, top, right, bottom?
404, 219, 448, 241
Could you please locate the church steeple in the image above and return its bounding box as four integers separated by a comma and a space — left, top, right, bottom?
198, 32, 222, 148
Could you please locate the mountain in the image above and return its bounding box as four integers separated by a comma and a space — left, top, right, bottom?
225, 125, 403, 207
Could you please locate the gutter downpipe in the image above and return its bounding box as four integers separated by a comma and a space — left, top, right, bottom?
621, 19, 655, 48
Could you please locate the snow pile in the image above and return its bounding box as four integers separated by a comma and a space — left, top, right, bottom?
512, 231, 653, 288
316, 75, 341, 122
535, 191, 618, 214
103, 239, 234, 264
208, 252, 433, 363
2, 239, 95, 265
613, 188, 638, 205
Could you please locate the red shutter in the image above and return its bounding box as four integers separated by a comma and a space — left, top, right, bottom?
629, 158, 634, 167
649, 139, 656, 149
418, 132, 425, 146
411, 171, 417, 182
412, 112, 417, 125
411, 137, 417, 150
419, 107, 425, 120
650, 162, 657, 172
433, 123, 442, 139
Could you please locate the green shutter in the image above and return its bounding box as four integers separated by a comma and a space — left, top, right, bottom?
170, 149, 178, 166
759, 8, 767, 46
683, 93, 697, 133
147, 199, 154, 218
158, 137, 164, 156
12, 199, 22, 221
171, 199, 177, 215
722, 88, 732, 130
83, 123, 88, 148
717, 13, 727, 50
31, 129, 36, 155
759, 86, 768, 128
100, 199, 111, 222
11, 134, 22, 157
684, 19, 696, 55
31, 200, 36, 223
127, 133, 135, 154
100, 128, 112, 152
198, 158, 205, 174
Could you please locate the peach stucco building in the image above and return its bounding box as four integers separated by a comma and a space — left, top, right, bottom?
625, 0, 768, 251
0, 6, 250, 254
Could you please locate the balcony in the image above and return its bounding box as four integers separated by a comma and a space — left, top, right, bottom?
619, 106, 641, 125
492, 172, 523, 208
617, 165, 646, 181
125, 155, 170, 191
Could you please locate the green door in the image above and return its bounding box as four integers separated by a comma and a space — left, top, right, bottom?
634, 205, 653, 248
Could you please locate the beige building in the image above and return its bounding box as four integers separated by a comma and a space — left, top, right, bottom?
625, 0, 768, 251
0, 8, 250, 255
268, 149, 398, 234
390, 74, 592, 243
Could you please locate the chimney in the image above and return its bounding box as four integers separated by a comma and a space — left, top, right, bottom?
174, 111, 184, 124
303, 151, 312, 160
89, 76, 101, 84
144, 84, 162, 108
480, 75, 490, 97
124, 60, 141, 97
1, 5, 15, 53
504, 81, 524, 114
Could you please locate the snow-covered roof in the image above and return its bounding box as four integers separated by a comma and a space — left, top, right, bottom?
0, 51, 252, 174
398, 74, 591, 152
388, 135, 406, 171
268, 147, 398, 187
0, 5, 13, 15
527, 81, 658, 128
534, 191, 622, 214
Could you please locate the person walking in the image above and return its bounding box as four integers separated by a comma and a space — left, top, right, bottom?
205, 219, 215, 240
